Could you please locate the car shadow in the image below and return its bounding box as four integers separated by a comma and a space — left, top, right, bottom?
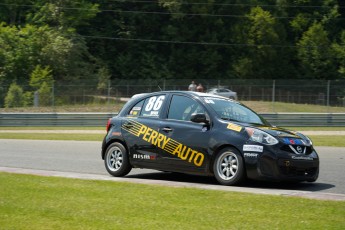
126, 171, 335, 192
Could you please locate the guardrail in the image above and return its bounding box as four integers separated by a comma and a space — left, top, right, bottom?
0, 113, 117, 127
0, 113, 344, 127
261, 113, 345, 127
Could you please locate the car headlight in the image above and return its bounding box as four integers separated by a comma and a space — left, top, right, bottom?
306, 136, 313, 146
297, 132, 313, 146
245, 127, 278, 145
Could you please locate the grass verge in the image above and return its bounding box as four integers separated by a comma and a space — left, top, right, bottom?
0, 172, 344, 229
1, 100, 345, 113
242, 101, 345, 113
308, 135, 345, 147
287, 127, 345, 131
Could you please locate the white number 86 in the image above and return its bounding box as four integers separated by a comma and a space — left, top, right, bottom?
145, 96, 165, 111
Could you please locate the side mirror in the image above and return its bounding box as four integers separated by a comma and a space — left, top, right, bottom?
191, 113, 209, 124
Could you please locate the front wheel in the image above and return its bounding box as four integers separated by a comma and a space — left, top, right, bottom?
213, 148, 245, 185
104, 142, 132, 177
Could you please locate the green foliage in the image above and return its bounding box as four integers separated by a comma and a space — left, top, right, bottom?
23, 91, 33, 107
332, 31, 345, 77
38, 81, 52, 106
1, 0, 345, 108
26, 0, 99, 30
29, 65, 53, 89
232, 7, 284, 79
4, 83, 24, 108
297, 23, 336, 79
97, 67, 110, 93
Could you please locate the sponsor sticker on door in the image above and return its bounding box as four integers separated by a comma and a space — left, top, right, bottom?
243, 145, 263, 152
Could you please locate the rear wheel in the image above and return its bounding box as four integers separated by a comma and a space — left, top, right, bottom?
213, 147, 245, 185
104, 142, 132, 177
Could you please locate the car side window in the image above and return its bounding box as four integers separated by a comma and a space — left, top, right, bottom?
168, 95, 206, 121
128, 100, 144, 117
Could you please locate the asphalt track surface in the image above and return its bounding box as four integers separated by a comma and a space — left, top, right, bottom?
1, 139, 345, 201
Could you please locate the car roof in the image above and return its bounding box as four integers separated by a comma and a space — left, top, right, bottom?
207, 88, 231, 90
131, 91, 228, 100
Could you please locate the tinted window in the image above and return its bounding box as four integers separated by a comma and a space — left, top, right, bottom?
128, 100, 144, 117
168, 95, 206, 121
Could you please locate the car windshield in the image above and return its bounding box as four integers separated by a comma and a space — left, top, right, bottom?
202, 96, 269, 125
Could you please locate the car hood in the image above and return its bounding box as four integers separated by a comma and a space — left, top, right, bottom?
252, 125, 303, 138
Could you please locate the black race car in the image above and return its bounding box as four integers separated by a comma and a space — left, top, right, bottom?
101, 91, 319, 185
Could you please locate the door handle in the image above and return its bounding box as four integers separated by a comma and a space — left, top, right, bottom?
162, 127, 173, 132
123, 123, 133, 129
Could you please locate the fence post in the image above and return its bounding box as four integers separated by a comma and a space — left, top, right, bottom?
327, 80, 330, 113
107, 80, 111, 106
272, 80, 276, 113
52, 81, 55, 108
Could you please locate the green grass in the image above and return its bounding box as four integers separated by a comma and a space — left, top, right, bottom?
0, 172, 344, 230
286, 127, 345, 131
1, 100, 345, 113
242, 101, 345, 113
308, 135, 345, 147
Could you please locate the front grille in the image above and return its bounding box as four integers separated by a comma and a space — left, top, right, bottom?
280, 145, 313, 155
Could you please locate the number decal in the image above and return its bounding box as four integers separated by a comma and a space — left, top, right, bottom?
145, 96, 165, 112
153, 96, 165, 110
145, 97, 157, 111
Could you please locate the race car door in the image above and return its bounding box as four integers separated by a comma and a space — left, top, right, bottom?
158, 94, 211, 173
121, 94, 166, 168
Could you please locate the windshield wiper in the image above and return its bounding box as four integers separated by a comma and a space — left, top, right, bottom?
220, 117, 239, 122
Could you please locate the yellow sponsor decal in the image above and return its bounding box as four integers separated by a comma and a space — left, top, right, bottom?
121, 120, 204, 167
227, 123, 242, 132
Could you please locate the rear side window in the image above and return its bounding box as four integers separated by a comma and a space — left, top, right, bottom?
128, 95, 166, 118
128, 100, 144, 117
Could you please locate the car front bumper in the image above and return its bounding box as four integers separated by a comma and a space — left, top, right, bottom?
244, 147, 319, 182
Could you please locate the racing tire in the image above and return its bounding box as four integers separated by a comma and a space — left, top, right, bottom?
104, 142, 132, 177
213, 147, 245, 186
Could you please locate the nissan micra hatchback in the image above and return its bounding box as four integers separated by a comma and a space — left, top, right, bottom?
101, 91, 319, 185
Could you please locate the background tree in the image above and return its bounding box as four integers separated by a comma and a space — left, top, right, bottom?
233, 7, 284, 79
297, 22, 336, 79
37, 82, 52, 106
1, 0, 345, 107
4, 83, 24, 108
29, 65, 53, 89
332, 30, 345, 78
